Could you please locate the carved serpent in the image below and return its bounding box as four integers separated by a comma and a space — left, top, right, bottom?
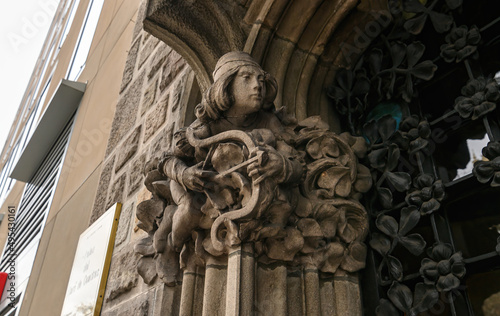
186, 127, 269, 252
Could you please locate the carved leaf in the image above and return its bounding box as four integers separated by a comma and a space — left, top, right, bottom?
388, 255, 404, 281
370, 233, 391, 256
341, 241, 367, 272
400, 234, 426, 256
385, 172, 412, 192
338, 204, 369, 243
376, 215, 398, 237
266, 227, 304, 261
297, 218, 323, 237
316, 242, 345, 273
137, 257, 157, 285
387, 282, 413, 313
134, 236, 155, 256
378, 187, 394, 209
412, 283, 439, 314
376, 299, 400, 316
354, 164, 372, 193
306, 136, 340, 159
317, 166, 351, 197
398, 206, 420, 235
136, 199, 166, 232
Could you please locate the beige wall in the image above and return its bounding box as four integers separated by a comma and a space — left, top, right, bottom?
13, 0, 141, 314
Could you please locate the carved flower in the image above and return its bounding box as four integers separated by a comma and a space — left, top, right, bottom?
440, 25, 481, 63
376, 282, 439, 316
420, 243, 466, 292
473, 157, 500, 187
474, 141, 500, 186
482, 141, 500, 160
368, 143, 412, 192
369, 42, 437, 102
402, 0, 458, 35
328, 60, 370, 120
454, 77, 500, 120
405, 174, 445, 215
372, 206, 426, 281
398, 115, 431, 155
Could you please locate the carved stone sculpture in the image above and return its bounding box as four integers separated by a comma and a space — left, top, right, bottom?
135, 51, 372, 286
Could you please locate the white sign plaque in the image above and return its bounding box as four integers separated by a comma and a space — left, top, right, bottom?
60, 203, 121, 316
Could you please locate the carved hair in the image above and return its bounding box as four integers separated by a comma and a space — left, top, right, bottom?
195, 61, 278, 123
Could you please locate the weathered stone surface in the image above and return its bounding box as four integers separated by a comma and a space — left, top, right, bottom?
169, 71, 187, 113
137, 257, 157, 284
102, 291, 151, 316
143, 97, 167, 142
91, 156, 115, 224
148, 43, 172, 80
483, 291, 500, 316
149, 125, 172, 159
105, 245, 140, 302
106, 173, 126, 210
159, 51, 186, 91
115, 125, 142, 173
106, 71, 144, 157
132, 1, 148, 41
115, 203, 134, 247
120, 36, 141, 93
128, 154, 147, 196
139, 35, 159, 69
141, 79, 157, 116
153, 284, 182, 316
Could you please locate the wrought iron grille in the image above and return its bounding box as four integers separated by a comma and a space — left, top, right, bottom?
328, 0, 500, 315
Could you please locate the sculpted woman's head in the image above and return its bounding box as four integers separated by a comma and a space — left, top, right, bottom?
195, 51, 277, 122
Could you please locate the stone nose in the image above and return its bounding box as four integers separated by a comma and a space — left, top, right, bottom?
251, 76, 262, 92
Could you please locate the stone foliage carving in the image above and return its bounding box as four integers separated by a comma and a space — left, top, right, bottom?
135, 52, 372, 285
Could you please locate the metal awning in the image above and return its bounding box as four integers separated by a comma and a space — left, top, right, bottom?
10, 79, 86, 182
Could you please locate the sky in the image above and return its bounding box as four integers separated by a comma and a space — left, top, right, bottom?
0, 1, 58, 153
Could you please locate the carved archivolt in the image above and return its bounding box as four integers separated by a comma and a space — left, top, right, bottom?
135, 52, 372, 286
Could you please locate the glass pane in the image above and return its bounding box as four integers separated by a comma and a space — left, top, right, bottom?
446, 186, 500, 259
433, 119, 489, 183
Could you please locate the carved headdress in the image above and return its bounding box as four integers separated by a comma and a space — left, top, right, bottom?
212, 51, 261, 82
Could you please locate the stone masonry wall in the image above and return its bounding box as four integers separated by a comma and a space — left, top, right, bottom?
90, 2, 195, 314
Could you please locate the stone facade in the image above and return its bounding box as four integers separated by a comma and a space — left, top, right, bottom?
91, 7, 192, 312
91, 0, 391, 314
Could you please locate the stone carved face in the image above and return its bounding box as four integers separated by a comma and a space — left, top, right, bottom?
227, 65, 267, 117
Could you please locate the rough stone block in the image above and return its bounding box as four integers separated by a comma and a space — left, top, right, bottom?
115, 202, 134, 247
132, 2, 148, 43
149, 125, 172, 160
120, 36, 141, 93
148, 43, 172, 80
115, 125, 142, 173
104, 245, 140, 302
106, 71, 145, 157
128, 154, 147, 197
91, 156, 115, 224
139, 36, 159, 69
170, 71, 187, 114
106, 173, 126, 211
102, 291, 151, 316
141, 79, 157, 116
159, 51, 186, 91
143, 97, 168, 142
